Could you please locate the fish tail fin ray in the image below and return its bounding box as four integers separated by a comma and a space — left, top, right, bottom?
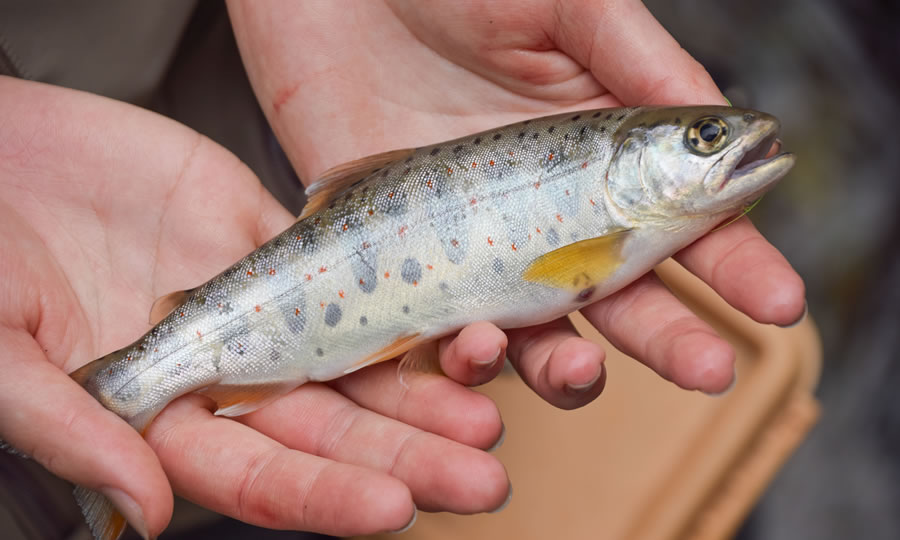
397, 341, 443, 388
74, 486, 128, 540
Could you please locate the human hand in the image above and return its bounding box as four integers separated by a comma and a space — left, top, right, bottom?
229, 0, 805, 405
0, 77, 507, 538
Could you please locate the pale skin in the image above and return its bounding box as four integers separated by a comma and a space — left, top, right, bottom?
0, 1, 805, 538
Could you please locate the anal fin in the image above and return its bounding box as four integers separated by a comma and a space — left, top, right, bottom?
197, 382, 300, 417
344, 333, 424, 375
74, 486, 127, 540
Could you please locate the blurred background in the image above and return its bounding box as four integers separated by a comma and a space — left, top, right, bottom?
1, 0, 898, 538
643, 1, 900, 538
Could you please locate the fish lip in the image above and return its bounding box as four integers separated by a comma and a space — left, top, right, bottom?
718, 121, 782, 192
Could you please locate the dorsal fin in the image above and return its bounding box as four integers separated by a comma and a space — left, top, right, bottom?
149, 288, 196, 325
298, 148, 416, 220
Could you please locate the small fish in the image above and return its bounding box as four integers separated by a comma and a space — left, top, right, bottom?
69, 106, 794, 539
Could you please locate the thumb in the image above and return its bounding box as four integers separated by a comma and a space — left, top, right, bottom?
552, 0, 727, 106
0, 327, 172, 539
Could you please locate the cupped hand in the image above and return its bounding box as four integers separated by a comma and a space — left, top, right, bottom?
229, 0, 806, 405
0, 77, 507, 539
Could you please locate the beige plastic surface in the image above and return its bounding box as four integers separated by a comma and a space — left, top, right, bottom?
362, 259, 821, 540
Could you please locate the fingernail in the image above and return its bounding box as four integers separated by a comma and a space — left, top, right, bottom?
472, 347, 503, 371
389, 506, 417, 534
777, 300, 808, 329
101, 487, 149, 540
564, 369, 602, 395
487, 422, 506, 453
489, 483, 513, 513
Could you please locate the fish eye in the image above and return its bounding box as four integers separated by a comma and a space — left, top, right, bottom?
685, 116, 730, 154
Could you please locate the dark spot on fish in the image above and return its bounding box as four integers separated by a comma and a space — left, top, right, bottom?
579, 126, 587, 137
605, 113, 613, 120
531, 132, 539, 140
453, 145, 464, 154
547, 126, 555, 134
405, 156, 414, 163
401, 257, 422, 284
545, 227, 560, 247
344, 192, 353, 201
492, 258, 505, 274
439, 281, 450, 292
576, 286, 596, 302
328, 202, 335, 209
743, 113, 755, 123
592, 111, 603, 118
564, 133, 569, 140
674, 117, 682, 125
359, 316, 368, 326
600, 126, 607, 133
474, 137, 482, 145
380, 169, 389, 178
518, 131, 525, 139
402, 305, 410, 314
324, 303, 342, 327
362, 186, 369, 194
571, 115, 581, 121
617, 114, 625, 121
430, 147, 441, 156
493, 133, 502, 140
316, 347, 324, 357
570, 231, 580, 241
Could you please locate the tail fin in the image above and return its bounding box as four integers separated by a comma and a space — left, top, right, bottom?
74, 486, 128, 540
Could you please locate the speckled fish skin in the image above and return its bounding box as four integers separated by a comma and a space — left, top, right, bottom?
69, 105, 794, 539
74, 106, 795, 432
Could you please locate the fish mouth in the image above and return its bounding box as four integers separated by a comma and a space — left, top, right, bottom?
718, 122, 795, 194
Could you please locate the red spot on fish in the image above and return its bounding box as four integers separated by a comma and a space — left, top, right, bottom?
470, 198, 477, 205
179, 311, 185, 317
272, 81, 300, 113
548, 153, 554, 160
368, 209, 374, 216
362, 241, 371, 249
413, 280, 418, 287
582, 162, 588, 169
398, 225, 407, 237
534, 182, 541, 189
154, 348, 158, 352
511, 243, 517, 251
556, 214, 564, 223
295, 308, 301, 316
296, 235, 302, 240
489, 160, 495, 166
487, 236, 494, 246
508, 151, 514, 156
342, 223, 349, 231
359, 278, 366, 286
339, 290, 345, 299
451, 238, 459, 248
388, 192, 395, 199
528, 234, 532, 240
247, 270, 253, 276
107, 368, 113, 375
314, 217, 321, 225
565, 189, 570, 196
404, 168, 411, 174
447, 167, 453, 175
536, 227, 542, 234
427, 264, 433, 270
176, 362, 182, 367
319, 302, 325, 309
319, 266, 327, 273
472, 161, 478, 168
255, 305, 261, 312
589, 198, 596, 206
126, 356, 132, 362
305, 274, 312, 281
196, 330, 202, 339
268, 268, 276, 275
427, 180, 433, 188
384, 271, 391, 279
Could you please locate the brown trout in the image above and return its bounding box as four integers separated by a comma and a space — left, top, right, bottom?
69, 106, 794, 539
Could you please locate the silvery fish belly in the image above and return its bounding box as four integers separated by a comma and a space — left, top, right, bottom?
69, 106, 795, 540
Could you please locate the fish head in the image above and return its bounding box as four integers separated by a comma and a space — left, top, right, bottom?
606, 106, 795, 222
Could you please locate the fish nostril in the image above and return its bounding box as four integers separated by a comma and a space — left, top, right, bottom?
743, 113, 755, 123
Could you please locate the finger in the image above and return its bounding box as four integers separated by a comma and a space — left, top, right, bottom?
145, 395, 416, 536
241, 383, 510, 513
675, 217, 806, 326
552, 0, 727, 105
505, 317, 607, 410
0, 328, 172, 539
580, 272, 735, 393
438, 321, 508, 387
329, 361, 503, 450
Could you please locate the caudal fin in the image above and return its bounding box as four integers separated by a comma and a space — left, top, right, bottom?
74, 485, 128, 540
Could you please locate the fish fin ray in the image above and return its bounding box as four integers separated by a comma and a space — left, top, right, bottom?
149, 288, 196, 325
298, 148, 416, 220
74, 486, 128, 540
197, 382, 299, 417
522, 229, 632, 291
343, 333, 424, 375
397, 340, 442, 388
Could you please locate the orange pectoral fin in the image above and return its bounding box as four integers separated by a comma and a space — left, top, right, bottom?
344, 333, 424, 375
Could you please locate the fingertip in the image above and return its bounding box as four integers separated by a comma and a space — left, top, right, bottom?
546, 337, 606, 409
670, 332, 736, 393
440, 321, 507, 386
764, 273, 807, 327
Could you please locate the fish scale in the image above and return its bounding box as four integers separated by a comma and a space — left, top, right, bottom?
67, 105, 796, 540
